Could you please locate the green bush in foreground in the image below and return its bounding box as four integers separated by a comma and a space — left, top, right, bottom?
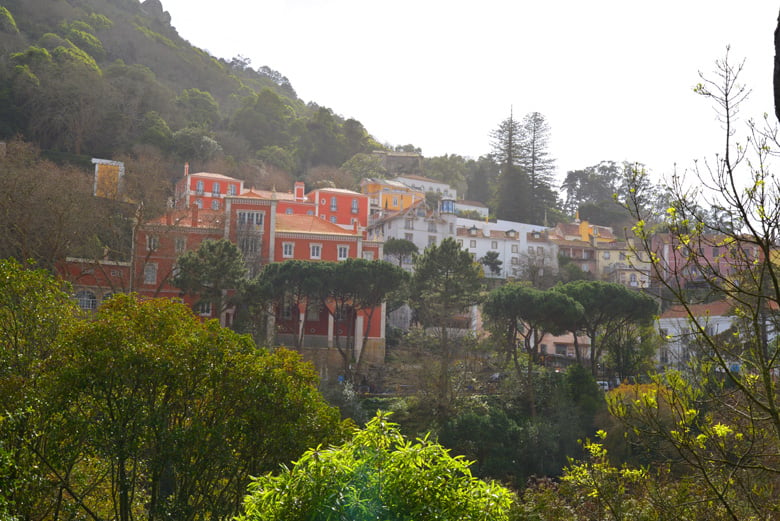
239, 412, 515, 521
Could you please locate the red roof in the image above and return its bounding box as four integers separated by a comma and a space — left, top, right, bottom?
660, 300, 732, 319
275, 214, 355, 235
238, 188, 296, 200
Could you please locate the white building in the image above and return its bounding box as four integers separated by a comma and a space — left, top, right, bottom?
656, 301, 733, 370
367, 199, 457, 269
396, 174, 457, 201
455, 218, 551, 279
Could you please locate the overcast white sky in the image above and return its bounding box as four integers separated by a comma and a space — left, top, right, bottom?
160, 1, 776, 182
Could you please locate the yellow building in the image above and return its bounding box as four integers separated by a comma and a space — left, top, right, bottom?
360, 178, 425, 215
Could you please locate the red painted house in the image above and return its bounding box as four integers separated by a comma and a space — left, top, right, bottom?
173, 165, 244, 211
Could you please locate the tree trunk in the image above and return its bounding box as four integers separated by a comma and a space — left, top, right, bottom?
774, 9, 780, 123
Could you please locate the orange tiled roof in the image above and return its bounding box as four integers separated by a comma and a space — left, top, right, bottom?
660, 300, 732, 319
238, 188, 296, 200
275, 214, 355, 235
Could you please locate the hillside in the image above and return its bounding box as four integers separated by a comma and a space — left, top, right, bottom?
0, 0, 382, 180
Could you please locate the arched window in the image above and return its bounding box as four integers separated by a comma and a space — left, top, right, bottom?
76, 290, 97, 311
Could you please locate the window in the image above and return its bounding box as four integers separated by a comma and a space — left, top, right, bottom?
228, 184, 237, 196
76, 290, 97, 311
363, 251, 374, 260
469, 240, 476, 248
143, 263, 157, 284
405, 233, 413, 241
238, 211, 263, 227
330, 196, 337, 211
528, 246, 535, 255
537, 246, 544, 256
392, 197, 399, 207
426, 221, 435, 233
282, 296, 292, 320
212, 182, 221, 196
196, 180, 204, 195
306, 302, 321, 321
337, 245, 349, 261
175, 237, 186, 253
405, 218, 414, 230
603, 251, 611, 260
239, 237, 259, 255
102, 292, 114, 304
146, 235, 159, 252
491, 241, 498, 249
619, 252, 626, 260
428, 235, 436, 245
310, 244, 322, 259
351, 198, 359, 214
282, 242, 294, 258
555, 343, 568, 356
330, 216, 337, 223
511, 244, 519, 253
511, 256, 519, 265
196, 199, 203, 209
196, 301, 212, 316
211, 199, 220, 210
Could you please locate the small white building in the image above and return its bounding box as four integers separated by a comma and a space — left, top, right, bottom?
454, 199, 489, 218
656, 301, 733, 370
396, 174, 457, 201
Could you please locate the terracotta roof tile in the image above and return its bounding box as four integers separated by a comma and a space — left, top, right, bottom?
275, 214, 355, 235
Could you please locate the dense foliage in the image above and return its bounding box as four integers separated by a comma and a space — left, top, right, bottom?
0, 259, 346, 521
0, 0, 382, 181
238, 412, 515, 521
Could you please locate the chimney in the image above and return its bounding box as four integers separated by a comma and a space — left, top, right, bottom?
184, 162, 189, 177
191, 203, 198, 228
294, 181, 305, 202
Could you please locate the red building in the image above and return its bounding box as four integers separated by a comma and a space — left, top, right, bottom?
173, 165, 244, 212
63, 171, 386, 376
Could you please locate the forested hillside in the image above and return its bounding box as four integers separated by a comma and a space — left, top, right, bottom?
0, 0, 382, 184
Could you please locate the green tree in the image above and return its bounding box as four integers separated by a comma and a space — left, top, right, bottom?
317, 259, 408, 380
614, 49, 780, 520
479, 250, 503, 276
173, 238, 246, 317
483, 283, 583, 416
256, 260, 326, 349
0, 259, 79, 520
341, 152, 388, 184
518, 112, 558, 224
238, 412, 514, 521
491, 111, 532, 222
12, 294, 346, 521
230, 88, 293, 150
410, 238, 482, 415
465, 155, 499, 205
383, 237, 418, 267
176, 87, 220, 128
554, 280, 657, 375
423, 154, 468, 196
